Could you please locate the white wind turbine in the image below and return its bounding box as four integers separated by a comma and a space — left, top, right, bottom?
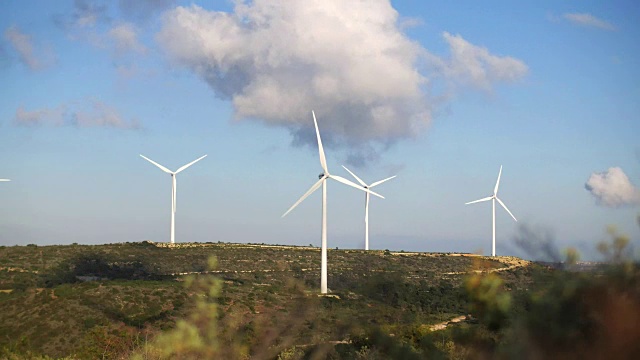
282, 111, 383, 294
140, 154, 207, 244
342, 166, 396, 251
465, 165, 517, 256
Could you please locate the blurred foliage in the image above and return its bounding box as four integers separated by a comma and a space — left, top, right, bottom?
459, 225, 640, 360
464, 272, 511, 332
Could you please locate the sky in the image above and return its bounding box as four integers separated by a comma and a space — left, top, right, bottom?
1, 0, 639, 261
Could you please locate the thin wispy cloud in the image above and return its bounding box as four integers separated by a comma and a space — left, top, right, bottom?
54, 0, 110, 30
14, 100, 141, 130
118, 0, 176, 22
71, 100, 141, 129
157, 0, 527, 165
3, 26, 54, 70
54, 0, 112, 51
398, 16, 423, 30
55, 1, 146, 76
585, 167, 640, 207
563, 13, 616, 31
15, 105, 66, 126
436, 32, 528, 90
109, 23, 146, 55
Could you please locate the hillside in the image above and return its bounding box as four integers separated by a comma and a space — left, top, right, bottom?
0, 242, 540, 358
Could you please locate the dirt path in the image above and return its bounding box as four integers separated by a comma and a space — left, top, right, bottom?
443, 256, 531, 275
0, 266, 38, 273
292, 314, 469, 350
429, 315, 468, 331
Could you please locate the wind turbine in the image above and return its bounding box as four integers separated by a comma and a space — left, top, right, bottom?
465, 165, 517, 256
140, 154, 207, 244
342, 166, 396, 251
282, 111, 383, 294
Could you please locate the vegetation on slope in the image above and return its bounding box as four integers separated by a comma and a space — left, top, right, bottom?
1, 226, 638, 359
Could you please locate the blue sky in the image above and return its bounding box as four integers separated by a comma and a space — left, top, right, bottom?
1, 0, 639, 260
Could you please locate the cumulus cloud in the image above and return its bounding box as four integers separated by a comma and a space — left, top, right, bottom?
563, 13, 616, 31
585, 167, 640, 207
156, 0, 527, 164
14, 101, 140, 130
4, 26, 54, 70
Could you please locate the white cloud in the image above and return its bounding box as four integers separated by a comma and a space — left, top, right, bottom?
585, 167, 640, 207
563, 13, 616, 31
156, 1, 527, 163
4, 26, 54, 70
14, 101, 140, 130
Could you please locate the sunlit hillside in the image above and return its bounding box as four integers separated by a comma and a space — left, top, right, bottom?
0, 242, 538, 358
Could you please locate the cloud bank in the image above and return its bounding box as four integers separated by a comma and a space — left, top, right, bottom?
156, 0, 527, 163
585, 167, 640, 207
563, 13, 616, 31
14, 100, 141, 130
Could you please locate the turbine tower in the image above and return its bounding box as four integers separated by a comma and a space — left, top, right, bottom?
465, 165, 517, 256
342, 166, 396, 250
140, 154, 207, 244
282, 111, 383, 294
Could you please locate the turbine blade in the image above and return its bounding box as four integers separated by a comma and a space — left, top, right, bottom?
496, 197, 517, 222
172, 176, 177, 213
465, 196, 493, 205
367, 188, 385, 199
494, 165, 503, 195
282, 177, 325, 218
330, 175, 385, 199
312, 111, 328, 174
369, 175, 397, 188
176, 154, 207, 174
341, 165, 367, 187
140, 154, 173, 174
0, 179, 10, 182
